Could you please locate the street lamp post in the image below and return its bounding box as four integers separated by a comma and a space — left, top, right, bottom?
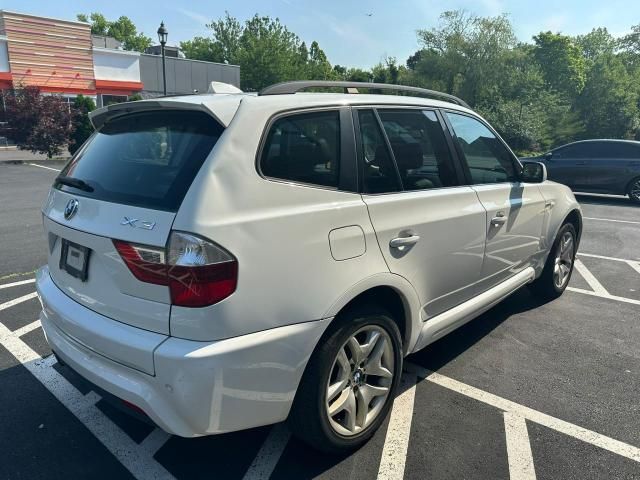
157, 21, 168, 96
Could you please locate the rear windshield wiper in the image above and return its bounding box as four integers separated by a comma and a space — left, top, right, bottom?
55, 175, 94, 192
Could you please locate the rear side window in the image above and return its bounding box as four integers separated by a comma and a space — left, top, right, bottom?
554, 143, 591, 159
260, 110, 340, 188
57, 110, 223, 211
378, 109, 458, 190
609, 142, 640, 159
446, 112, 518, 184
358, 109, 401, 194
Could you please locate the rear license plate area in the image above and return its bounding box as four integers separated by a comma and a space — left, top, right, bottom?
59, 239, 91, 281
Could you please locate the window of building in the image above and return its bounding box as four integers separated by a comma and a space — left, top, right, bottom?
101, 95, 129, 107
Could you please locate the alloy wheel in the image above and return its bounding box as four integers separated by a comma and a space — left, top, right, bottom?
325, 325, 395, 436
630, 179, 640, 202
553, 231, 574, 289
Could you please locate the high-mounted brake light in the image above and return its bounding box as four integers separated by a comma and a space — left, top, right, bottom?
113, 232, 238, 307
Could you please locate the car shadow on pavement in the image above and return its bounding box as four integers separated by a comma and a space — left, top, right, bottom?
408, 286, 549, 373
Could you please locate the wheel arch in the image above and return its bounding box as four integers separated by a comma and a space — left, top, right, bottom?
564, 208, 583, 244
323, 273, 422, 355
625, 175, 640, 197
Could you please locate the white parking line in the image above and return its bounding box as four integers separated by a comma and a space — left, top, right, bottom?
408, 365, 640, 464
578, 252, 640, 275
578, 252, 640, 263
0, 298, 175, 480
629, 263, 640, 276
242, 423, 291, 480
377, 372, 417, 480
12, 319, 42, 337
566, 287, 640, 306
28, 162, 61, 172
0, 292, 38, 312
573, 259, 609, 296
566, 254, 640, 305
0, 278, 36, 290
583, 217, 640, 225
504, 412, 537, 480
140, 428, 173, 456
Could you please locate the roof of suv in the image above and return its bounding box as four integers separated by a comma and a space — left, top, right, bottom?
91, 88, 474, 129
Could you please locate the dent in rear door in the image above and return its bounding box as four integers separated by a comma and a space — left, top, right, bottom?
363, 189, 487, 318
356, 107, 486, 319
471, 183, 545, 290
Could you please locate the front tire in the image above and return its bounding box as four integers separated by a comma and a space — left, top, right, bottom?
529, 223, 577, 301
628, 177, 640, 204
289, 306, 402, 453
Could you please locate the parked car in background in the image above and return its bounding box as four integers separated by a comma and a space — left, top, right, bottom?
521, 139, 640, 204
36, 81, 582, 454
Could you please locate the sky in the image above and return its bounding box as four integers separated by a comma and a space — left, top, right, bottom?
2, 0, 640, 68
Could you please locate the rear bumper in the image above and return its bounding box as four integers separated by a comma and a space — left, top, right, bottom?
37, 266, 331, 437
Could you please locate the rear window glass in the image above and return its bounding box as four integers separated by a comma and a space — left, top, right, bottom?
260, 110, 340, 188
56, 110, 223, 211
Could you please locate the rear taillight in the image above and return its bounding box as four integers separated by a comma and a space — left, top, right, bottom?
112, 240, 167, 285
113, 232, 238, 307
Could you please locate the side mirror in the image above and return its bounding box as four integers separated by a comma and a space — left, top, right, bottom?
521, 161, 547, 183
544, 152, 553, 161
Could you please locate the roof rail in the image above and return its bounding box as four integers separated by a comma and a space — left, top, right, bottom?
258, 80, 470, 108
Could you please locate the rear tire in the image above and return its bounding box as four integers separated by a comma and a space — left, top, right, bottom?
627, 177, 640, 204
529, 223, 577, 301
288, 305, 402, 454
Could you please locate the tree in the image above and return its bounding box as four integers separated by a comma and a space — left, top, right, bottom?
108, 16, 152, 52
69, 95, 95, 155
77, 13, 109, 36
414, 10, 517, 105
3, 86, 74, 158
577, 54, 639, 138
332, 65, 373, 82
372, 57, 401, 84
236, 15, 308, 90
620, 24, 640, 56
77, 13, 152, 52
175, 9, 640, 151
619, 24, 640, 70
180, 37, 224, 62
179, 12, 334, 90
208, 13, 243, 63
576, 28, 616, 62
307, 41, 333, 80
533, 32, 586, 99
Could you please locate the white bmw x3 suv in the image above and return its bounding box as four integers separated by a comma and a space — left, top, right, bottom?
36, 81, 582, 453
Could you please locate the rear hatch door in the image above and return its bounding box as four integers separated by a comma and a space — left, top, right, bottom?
43, 108, 225, 335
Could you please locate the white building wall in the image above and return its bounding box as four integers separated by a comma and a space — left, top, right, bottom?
93, 47, 141, 82
0, 36, 10, 72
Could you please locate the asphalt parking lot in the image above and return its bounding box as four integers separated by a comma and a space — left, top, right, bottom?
1, 161, 639, 480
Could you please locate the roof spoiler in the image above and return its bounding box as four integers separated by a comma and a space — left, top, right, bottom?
258, 81, 470, 108
89, 100, 229, 129
207, 81, 243, 94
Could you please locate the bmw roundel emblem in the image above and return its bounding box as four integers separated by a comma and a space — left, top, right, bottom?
64, 198, 79, 220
